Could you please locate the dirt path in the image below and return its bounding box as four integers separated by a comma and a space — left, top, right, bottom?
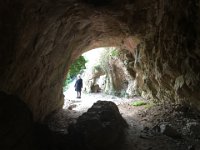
118, 103, 200, 150
62, 90, 200, 150
63, 79, 143, 111
63, 91, 142, 111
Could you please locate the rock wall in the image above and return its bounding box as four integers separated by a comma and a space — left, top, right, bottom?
134, 0, 200, 108
0, 0, 199, 121
0, 0, 130, 121
82, 48, 132, 96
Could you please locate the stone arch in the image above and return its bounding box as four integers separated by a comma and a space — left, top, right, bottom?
0, 0, 141, 121
0, 0, 199, 122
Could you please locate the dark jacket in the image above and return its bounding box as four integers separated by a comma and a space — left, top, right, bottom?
75, 78, 83, 91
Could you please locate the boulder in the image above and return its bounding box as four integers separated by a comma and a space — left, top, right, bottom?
0, 91, 34, 150
68, 101, 128, 150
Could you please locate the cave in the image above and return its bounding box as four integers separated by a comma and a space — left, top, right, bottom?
0, 0, 200, 150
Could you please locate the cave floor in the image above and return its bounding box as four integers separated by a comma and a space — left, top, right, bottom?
118, 102, 200, 150
49, 92, 200, 150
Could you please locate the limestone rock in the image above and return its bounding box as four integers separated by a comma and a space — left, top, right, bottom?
68, 101, 128, 150
82, 65, 105, 93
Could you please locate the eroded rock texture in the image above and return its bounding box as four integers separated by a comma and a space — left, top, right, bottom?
135, 1, 200, 107
82, 48, 134, 96
0, 0, 199, 121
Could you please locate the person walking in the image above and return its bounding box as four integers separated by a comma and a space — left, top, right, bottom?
74, 74, 83, 98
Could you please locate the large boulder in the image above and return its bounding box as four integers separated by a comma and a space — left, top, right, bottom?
0, 91, 34, 150
68, 101, 128, 150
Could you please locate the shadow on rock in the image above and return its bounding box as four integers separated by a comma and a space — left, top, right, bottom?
0, 91, 34, 150
68, 100, 128, 150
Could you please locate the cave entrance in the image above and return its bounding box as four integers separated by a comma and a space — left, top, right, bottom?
62, 47, 140, 112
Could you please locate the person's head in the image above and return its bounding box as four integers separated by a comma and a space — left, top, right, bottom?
77, 74, 81, 79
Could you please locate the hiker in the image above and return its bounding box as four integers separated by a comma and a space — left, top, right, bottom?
74, 74, 83, 98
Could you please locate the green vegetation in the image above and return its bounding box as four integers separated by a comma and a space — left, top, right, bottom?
131, 100, 156, 108
131, 100, 147, 106
63, 56, 87, 91
110, 48, 119, 57
63, 74, 72, 91
68, 56, 87, 78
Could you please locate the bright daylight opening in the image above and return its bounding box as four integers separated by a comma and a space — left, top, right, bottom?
63, 47, 144, 113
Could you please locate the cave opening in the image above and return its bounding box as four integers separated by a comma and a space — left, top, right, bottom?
0, 0, 200, 150
62, 46, 143, 112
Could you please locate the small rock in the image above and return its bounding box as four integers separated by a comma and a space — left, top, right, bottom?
160, 124, 181, 139
187, 122, 200, 138
188, 145, 195, 150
